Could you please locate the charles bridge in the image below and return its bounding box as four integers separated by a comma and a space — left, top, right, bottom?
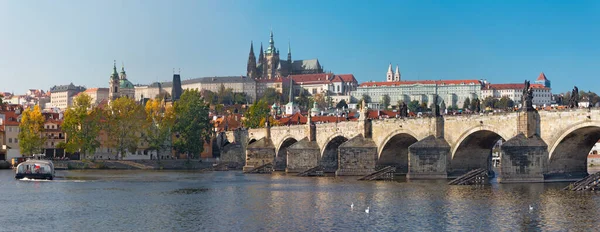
219, 108, 600, 183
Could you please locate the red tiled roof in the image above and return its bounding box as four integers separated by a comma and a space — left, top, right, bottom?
338, 74, 357, 83
2, 111, 19, 126
360, 80, 481, 87
278, 112, 308, 124
536, 72, 548, 81
290, 73, 334, 84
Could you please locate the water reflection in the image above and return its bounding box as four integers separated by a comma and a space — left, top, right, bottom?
1, 170, 599, 231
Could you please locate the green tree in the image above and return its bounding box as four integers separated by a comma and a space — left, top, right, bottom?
62, 94, 102, 159
243, 99, 270, 128
216, 84, 234, 105
104, 97, 145, 159
381, 94, 391, 109
233, 92, 248, 104
463, 97, 471, 110
470, 98, 479, 111
18, 105, 46, 156
296, 89, 310, 110
481, 96, 497, 109
173, 89, 211, 160
408, 100, 421, 113
261, 88, 281, 105
201, 90, 217, 105
326, 92, 333, 109
144, 98, 175, 160
420, 102, 428, 112
336, 99, 348, 109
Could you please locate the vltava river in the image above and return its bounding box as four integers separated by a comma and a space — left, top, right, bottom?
1, 169, 599, 231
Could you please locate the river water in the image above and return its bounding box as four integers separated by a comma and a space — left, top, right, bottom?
1, 169, 599, 231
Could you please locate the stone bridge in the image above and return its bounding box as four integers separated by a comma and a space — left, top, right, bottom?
222, 109, 600, 183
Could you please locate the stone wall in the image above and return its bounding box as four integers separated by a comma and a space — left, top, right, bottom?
220, 143, 245, 167
243, 137, 275, 172
500, 134, 547, 183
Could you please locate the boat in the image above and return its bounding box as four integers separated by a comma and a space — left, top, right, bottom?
15, 159, 55, 180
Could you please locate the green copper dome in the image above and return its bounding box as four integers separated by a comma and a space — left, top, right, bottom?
119, 79, 134, 89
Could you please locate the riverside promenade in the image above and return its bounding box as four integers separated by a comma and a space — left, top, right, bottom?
53, 159, 219, 170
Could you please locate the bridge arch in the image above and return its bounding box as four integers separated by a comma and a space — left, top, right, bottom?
377, 128, 420, 156
247, 138, 257, 146
377, 132, 418, 174
547, 121, 600, 178
320, 134, 349, 173
274, 137, 298, 171
449, 127, 506, 177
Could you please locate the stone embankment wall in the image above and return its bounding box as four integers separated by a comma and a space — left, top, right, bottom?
54, 160, 215, 170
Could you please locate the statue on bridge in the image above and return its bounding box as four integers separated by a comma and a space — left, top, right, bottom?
522, 80, 534, 112
399, 102, 408, 118
569, 86, 579, 108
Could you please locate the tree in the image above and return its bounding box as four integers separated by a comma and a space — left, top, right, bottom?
420, 102, 428, 112
261, 88, 280, 105
18, 105, 46, 156
381, 94, 391, 109
408, 100, 421, 113
397, 100, 404, 110
325, 92, 333, 109
104, 97, 145, 159
144, 98, 175, 160
201, 90, 217, 105
296, 89, 310, 110
62, 94, 102, 159
482, 96, 497, 109
313, 93, 326, 109
463, 97, 471, 110
216, 84, 234, 105
357, 94, 372, 109
244, 99, 270, 128
173, 89, 211, 160
233, 92, 248, 104
470, 98, 479, 111
336, 99, 348, 109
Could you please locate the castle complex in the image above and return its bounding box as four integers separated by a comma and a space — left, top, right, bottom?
247, 30, 324, 80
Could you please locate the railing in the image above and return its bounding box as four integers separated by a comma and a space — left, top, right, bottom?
564, 172, 600, 191
448, 168, 488, 185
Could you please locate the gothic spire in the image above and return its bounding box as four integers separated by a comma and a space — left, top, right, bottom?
287, 40, 292, 61
269, 29, 274, 45
249, 41, 255, 56
394, 65, 400, 81
258, 42, 264, 63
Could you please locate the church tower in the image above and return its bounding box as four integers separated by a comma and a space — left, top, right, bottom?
246, 41, 257, 79
394, 65, 401, 81
109, 60, 120, 102
386, 63, 393, 82
264, 29, 280, 79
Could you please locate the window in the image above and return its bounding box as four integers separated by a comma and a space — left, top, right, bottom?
14, 139, 17, 143
8, 138, 12, 143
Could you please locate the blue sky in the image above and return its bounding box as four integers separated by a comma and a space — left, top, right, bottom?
1, 0, 598, 94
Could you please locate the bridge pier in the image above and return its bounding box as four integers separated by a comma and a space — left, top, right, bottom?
407, 135, 450, 179
335, 134, 378, 176
286, 138, 320, 173
499, 134, 547, 183
243, 138, 275, 172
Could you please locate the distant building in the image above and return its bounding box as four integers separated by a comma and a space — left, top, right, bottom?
481, 84, 552, 106
354, 80, 482, 110
246, 30, 324, 80
50, 83, 86, 110
171, 73, 182, 102
535, 72, 551, 88
134, 82, 166, 102
161, 76, 257, 103
77, 88, 109, 107
108, 61, 135, 102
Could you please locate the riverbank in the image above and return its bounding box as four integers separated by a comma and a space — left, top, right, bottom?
53, 160, 234, 170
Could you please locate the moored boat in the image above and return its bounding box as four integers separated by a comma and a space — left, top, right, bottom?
15, 160, 55, 180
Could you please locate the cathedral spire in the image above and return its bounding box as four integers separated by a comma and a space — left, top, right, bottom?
386, 63, 393, 82
111, 60, 119, 80
269, 29, 274, 45
258, 42, 264, 63
287, 40, 291, 62
394, 65, 400, 81
247, 41, 257, 79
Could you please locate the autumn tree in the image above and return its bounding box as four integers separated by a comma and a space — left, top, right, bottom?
144, 98, 175, 160
18, 105, 46, 156
261, 88, 281, 105
313, 93, 327, 109
243, 99, 270, 128
104, 97, 145, 159
173, 89, 211, 160
62, 94, 102, 159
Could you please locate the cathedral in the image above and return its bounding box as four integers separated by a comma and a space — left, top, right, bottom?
108, 61, 135, 102
247, 30, 324, 79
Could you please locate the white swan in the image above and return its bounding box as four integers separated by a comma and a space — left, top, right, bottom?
529, 205, 534, 211
365, 207, 370, 214
350, 202, 354, 209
